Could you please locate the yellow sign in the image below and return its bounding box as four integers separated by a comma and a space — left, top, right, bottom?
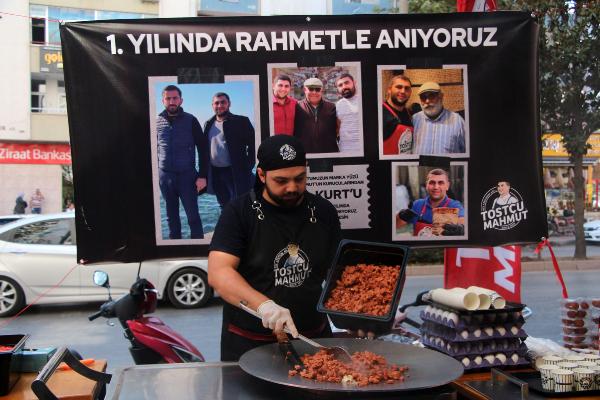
44, 51, 63, 66
542, 133, 600, 158
40, 47, 63, 73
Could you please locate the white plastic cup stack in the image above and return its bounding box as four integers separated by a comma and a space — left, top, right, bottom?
573, 368, 595, 391
583, 354, 600, 364
557, 361, 579, 372
538, 364, 559, 391
541, 355, 563, 366
588, 365, 600, 390
565, 354, 586, 363
577, 360, 597, 369
551, 369, 574, 392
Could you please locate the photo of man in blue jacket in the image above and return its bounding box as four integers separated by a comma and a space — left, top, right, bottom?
157, 85, 209, 239
204, 92, 255, 208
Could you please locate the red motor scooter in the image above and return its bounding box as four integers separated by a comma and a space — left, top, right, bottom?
88, 270, 205, 364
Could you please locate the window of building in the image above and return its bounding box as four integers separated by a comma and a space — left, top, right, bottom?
331, 0, 395, 14
30, 5, 155, 45
30, 4, 47, 43
58, 80, 67, 111
31, 79, 46, 113
31, 18, 46, 43
198, 0, 258, 15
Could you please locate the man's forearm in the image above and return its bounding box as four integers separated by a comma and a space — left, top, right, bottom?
208, 251, 268, 310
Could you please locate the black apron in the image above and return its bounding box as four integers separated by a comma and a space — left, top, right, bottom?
220, 192, 334, 361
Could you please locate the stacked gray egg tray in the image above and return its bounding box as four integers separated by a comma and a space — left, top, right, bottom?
420, 304, 530, 371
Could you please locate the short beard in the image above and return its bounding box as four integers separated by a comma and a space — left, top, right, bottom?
423, 102, 443, 119
265, 183, 304, 208
166, 105, 180, 115
390, 96, 408, 108
341, 88, 355, 99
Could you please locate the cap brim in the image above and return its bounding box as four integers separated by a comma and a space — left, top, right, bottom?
419, 89, 440, 95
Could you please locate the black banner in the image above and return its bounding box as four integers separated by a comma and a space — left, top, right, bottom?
60, 12, 546, 263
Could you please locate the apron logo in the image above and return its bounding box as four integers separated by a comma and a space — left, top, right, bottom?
273, 246, 311, 288
398, 128, 413, 154
480, 185, 528, 231
279, 144, 296, 161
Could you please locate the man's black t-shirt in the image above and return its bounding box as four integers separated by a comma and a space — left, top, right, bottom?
210, 189, 341, 333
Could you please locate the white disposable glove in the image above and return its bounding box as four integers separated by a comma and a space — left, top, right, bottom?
257, 300, 298, 338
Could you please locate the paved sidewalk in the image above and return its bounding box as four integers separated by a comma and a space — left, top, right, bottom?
545, 235, 576, 246
406, 257, 600, 276
406, 235, 599, 276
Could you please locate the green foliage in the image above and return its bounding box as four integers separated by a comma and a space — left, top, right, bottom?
409, 0, 455, 13
515, 0, 600, 157
407, 248, 445, 265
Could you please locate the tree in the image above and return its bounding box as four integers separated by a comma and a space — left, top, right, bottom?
379, 1, 599, 258
374, 0, 516, 13
515, 1, 599, 258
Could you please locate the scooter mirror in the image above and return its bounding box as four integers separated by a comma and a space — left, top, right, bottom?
93, 270, 110, 288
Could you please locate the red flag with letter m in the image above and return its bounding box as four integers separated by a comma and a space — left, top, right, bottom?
444, 246, 521, 302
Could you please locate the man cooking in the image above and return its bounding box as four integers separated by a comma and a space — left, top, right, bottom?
208, 135, 342, 361
396, 168, 465, 237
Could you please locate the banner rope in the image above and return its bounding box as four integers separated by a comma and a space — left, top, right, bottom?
0, 263, 79, 330
0, 11, 63, 23
534, 237, 569, 299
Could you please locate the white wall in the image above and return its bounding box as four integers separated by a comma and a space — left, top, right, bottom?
0, 164, 63, 215
0, 0, 31, 140
261, 0, 327, 15
160, 0, 197, 17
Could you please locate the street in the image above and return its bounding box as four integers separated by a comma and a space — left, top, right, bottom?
521, 240, 600, 259
2, 269, 598, 379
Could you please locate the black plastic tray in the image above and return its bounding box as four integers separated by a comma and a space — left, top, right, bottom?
317, 240, 409, 334
420, 320, 528, 342
421, 308, 525, 330
0, 334, 28, 395
421, 334, 526, 356
511, 371, 600, 397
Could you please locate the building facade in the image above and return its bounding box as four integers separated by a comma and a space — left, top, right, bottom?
542, 133, 600, 213
0, 0, 157, 215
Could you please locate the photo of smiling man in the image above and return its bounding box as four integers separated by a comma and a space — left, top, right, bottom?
294, 77, 338, 153
382, 74, 414, 155
272, 74, 296, 136
393, 164, 467, 240
412, 81, 466, 155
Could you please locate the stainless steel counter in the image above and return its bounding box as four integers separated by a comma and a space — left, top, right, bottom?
111, 362, 457, 400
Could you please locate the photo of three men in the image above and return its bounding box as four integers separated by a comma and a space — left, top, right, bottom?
270, 64, 363, 158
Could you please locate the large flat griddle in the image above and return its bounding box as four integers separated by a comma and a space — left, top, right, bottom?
239, 338, 464, 393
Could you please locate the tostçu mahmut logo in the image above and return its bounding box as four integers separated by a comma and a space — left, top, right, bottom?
480, 181, 528, 231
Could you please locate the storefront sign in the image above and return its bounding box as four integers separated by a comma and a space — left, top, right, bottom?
40, 47, 63, 73
542, 133, 600, 158
0, 143, 71, 165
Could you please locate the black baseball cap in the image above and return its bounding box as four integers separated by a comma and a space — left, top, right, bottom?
254, 135, 307, 191
257, 135, 306, 172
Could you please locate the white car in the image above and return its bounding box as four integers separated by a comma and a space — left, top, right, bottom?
584, 219, 600, 243
0, 212, 212, 317
0, 214, 34, 226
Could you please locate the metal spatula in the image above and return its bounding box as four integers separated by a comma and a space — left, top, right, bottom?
239, 301, 353, 363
